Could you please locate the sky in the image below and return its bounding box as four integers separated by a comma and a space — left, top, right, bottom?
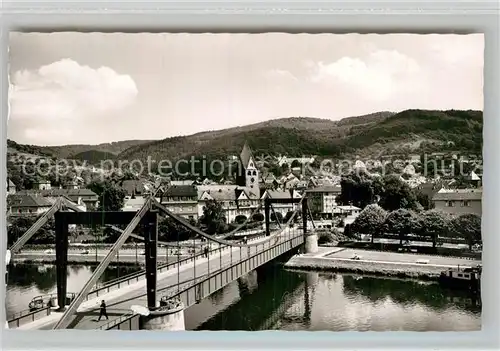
8, 33, 484, 146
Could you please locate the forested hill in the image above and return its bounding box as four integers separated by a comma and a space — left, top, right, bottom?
117, 109, 482, 163
8, 109, 482, 164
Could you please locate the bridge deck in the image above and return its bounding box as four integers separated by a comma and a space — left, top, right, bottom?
20, 227, 300, 330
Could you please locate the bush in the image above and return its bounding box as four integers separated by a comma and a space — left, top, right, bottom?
235, 215, 247, 224
252, 213, 264, 222
317, 231, 335, 244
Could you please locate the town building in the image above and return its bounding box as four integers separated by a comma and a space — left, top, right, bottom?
15, 188, 99, 210
197, 185, 259, 224
33, 180, 51, 190
7, 179, 16, 195
161, 185, 199, 221
432, 188, 482, 216
305, 185, 342, 219
121, 179, 155, 198
236, 142, 261, 199
7, 194, 53, 216
332, 205, 361, 225
261, 189, 302, 218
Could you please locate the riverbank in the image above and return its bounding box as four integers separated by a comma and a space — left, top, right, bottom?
12, 252, 190, 266
284, 247, 482, 280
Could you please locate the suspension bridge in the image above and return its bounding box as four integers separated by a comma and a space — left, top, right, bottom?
6, 194, 319, 331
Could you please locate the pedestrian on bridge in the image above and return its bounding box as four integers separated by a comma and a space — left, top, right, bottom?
97, 300, 109, 321
204, 246, 209, 258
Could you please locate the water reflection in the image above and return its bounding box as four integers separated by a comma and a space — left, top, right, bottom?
342, 274, 481, 314
6, 263, 481, 331
195, 265, 304, 331
6, 263, 141, 318
194, 268, 481, 332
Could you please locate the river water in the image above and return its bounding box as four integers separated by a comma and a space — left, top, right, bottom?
6, 262, 481, 331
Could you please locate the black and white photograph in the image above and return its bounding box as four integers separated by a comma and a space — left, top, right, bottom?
5, 32, 483, 331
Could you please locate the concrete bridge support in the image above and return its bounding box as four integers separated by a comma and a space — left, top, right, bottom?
304, 232, 318, 254
141, 300, 185, 331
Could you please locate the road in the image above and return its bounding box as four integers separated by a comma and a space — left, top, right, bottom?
21, 226, 298, 330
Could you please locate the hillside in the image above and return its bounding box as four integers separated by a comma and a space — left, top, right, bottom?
6, 139, 155, 160
70, 150, 117, 164
7, 110, 483, 170
118, 109, 482, 165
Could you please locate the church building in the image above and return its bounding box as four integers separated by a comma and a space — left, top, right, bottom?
236, 142, 260, 199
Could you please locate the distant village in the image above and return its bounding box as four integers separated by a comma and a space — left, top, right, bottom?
6, 143, 482, 231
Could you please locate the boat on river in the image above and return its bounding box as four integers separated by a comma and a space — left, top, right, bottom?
438, 264, 481, 292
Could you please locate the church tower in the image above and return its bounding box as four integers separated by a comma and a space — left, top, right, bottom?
237, 142, 260, 198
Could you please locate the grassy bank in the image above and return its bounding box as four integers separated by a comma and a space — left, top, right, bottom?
284, 255, 452, 281
337, 241, 481, 260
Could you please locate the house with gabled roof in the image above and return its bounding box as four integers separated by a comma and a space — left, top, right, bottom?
261, 189, 302, 217
432, 188, 482, 216
7, 194, 53, 216
197, 184, 259, 223
16, 188, 99, 210
160, 185, 198, 220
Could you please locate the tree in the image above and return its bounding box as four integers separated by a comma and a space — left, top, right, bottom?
270, 212, 283, 223
449, 213, 482, 250
336, 170, 380, 209
158, 217, 194, 242
378, 175, 418, 212
8, 216, 55, 245
418, 210, 451, 248
350, 204, 387, 243
235, 215, 247, 224
383, 209, 420, 245
415, 189, 433, 210
252, 213, 264, 222
284, 211, 295, 223
199, 200, 226, 235
89, 180, 127, 211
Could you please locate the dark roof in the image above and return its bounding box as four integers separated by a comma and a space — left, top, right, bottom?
416, 181, 445, 198
164, 185, 197, 197
306, 185, 342, 193
264, 190, 294, 200
240, 142, 254, 169
8, 194, 53, 208
432, 189, 483, 201
121, 180, 151, 196
16, 188, 98, 198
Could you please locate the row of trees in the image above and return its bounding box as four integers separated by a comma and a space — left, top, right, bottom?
336, 171, 424, 211
348, 204, 482, 250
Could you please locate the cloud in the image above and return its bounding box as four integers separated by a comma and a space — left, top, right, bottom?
24, 127, 75, 145
308, 50, 423, 101
9, 59, 138, 123
264, 69, 298, 82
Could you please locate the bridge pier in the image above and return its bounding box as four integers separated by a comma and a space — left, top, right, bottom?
54, 212, 69, 311
304, 232, 318, 254
141, 300, 185, 331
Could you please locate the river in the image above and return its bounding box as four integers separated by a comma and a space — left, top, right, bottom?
6, 262, 481, 331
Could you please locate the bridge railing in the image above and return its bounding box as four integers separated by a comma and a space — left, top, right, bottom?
157, 229, 303, 303
7, 306, 51, 329
98, 312, 139, 330
85, 233, 268, 301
